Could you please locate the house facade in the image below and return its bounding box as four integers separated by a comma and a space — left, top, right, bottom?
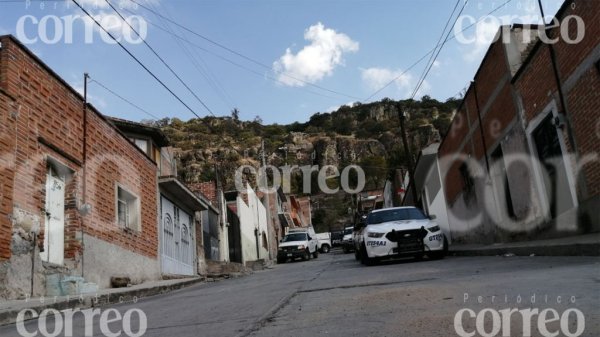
188, 180, 230, 263
435, 1, 599, 244
225, 185, 270, 265
0, 35, 207, 299
109, 118, 211, 277
0, 35, 161, 298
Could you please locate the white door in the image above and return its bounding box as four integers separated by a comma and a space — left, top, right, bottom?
160, 196, 194, 276
41, 172, 65, 265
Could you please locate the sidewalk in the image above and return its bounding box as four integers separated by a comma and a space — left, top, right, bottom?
450, 233, 600, 257
0, 277, 204, 326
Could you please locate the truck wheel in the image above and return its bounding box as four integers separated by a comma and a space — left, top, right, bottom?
313, 249, 319, 259
354, 248, 360, 261
360, 244, 376, 266
303, 249, 310, 261
321, 245, 330, 253
342, 246, 349, 254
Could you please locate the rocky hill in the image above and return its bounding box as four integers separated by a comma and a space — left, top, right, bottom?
150, 96, 460, 194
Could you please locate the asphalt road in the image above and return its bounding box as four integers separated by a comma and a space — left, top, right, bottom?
1, 250, 599, 337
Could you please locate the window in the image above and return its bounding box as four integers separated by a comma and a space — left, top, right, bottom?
116, 185, 140, 231
130, 138, 149, 155
366, 208, 427, 224
262, 231, 268, 249
491, 146, 517, 220
532, 114, 565, 218
459, 162, 474, 194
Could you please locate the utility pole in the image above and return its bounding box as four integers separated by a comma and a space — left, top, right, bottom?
396, 103, 418, 205
472, 81, 490, 175
261, 139, 273, 260
214, 162, 227, 262
81, 72, 89, 279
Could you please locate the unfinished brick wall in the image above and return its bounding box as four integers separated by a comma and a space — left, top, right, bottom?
0, 89, 16, 260
84, 108, 158, 258
1, 36, 84, 251
473, 84, 517, 159
513, 0, 600, 201
568, 66, 600, 198
553, 1, 600, 83
438, 107, 471, 204
555, 1, 600, 199
438, 37, 514, 205
0, 35, 159, 263
188, 181, 217, 205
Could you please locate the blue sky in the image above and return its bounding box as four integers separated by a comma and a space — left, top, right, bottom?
0, 0, 564, 124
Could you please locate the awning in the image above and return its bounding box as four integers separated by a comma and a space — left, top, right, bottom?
278, 213, 291, 227
158, 176, 218, 213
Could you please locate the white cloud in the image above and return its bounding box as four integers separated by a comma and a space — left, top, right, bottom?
273, 22, 359, 87
326, 101, 357, 113
361, 67, 431, 99
462, 18, 500, 62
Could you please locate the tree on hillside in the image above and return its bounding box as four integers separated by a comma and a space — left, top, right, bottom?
359, 155, 388, 189
231, 108, 240, 121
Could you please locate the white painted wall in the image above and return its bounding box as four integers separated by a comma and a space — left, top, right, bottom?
236, 186, 269, 263
218, 190, 230, 262
424, 160, 452, 244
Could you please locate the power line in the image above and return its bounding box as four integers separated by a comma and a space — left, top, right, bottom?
151, 1, 236, 111
103, 0, 217, 117
363, 0, 516, 102
78, 2, 248, 169
70, 0, 201, 118
410, 0, 470, 101
127, 0, 362, 101
117, 6, 343, 101
410, 0, 462, 100
88, 77, 161, 120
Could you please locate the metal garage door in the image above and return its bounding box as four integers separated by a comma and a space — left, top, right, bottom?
161, 196, 194, 276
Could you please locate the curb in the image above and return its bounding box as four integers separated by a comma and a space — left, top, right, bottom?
450, 242, 600, 257
0, 277, 204, 326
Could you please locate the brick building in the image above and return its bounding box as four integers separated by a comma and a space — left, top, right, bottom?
436, 1, 599, 244
108, 118, 212, 277
0, 35, 207, 299
188, 181, 229, 262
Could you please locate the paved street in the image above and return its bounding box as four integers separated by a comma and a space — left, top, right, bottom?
1, 251, 599, 337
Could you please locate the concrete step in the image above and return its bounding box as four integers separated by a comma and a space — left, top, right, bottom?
45, 275, 99, 296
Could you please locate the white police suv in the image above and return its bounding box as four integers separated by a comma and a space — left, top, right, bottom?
354, 206, 447, 265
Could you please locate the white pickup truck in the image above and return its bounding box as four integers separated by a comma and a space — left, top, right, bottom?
316, 232, 331, 253
277, 227, 319, 263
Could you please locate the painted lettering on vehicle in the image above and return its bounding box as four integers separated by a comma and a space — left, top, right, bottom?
367, 241, 387, 247
429, 234, 443, 241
